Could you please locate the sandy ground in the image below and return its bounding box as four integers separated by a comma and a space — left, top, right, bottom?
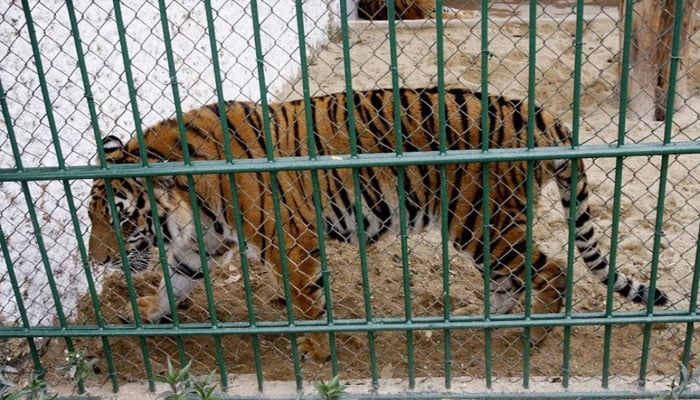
12, 3, 700, 398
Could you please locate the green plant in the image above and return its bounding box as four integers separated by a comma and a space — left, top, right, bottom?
156, 358, 222, 400
313, 375, 346, 400
0, 365, 15, 398
1, 371, 56, 400
655, 363, 700, 400
56, 348, 98, 391
156, 358, 192, 400
189, 371, 221, 400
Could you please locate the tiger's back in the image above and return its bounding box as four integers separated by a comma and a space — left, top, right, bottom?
160, 88, 565, 251
89, 87, 668, 364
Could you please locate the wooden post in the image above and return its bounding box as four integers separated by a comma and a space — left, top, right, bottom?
619, 0, 697, 120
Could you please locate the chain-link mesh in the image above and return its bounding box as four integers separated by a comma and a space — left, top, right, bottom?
0, 0, 699, 398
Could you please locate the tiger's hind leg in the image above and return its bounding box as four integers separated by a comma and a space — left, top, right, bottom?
526, 255, 567, 345
488, 241, 567, 346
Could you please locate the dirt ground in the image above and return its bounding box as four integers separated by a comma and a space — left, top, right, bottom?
36, 6, 700, 391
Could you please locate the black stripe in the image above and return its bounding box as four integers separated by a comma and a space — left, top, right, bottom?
455, 183, 483, 251
497, 239, 527, 269
583, 251, 602, 264
285, 103, 303, 158
510, 99, 526, 134
146, 146, 168, 162
589, 260, 608, 271
419, 90, 438, 150
471, 231, 486, 265
245, 103, 268, 155
577, 183, 589, 203
446, 166, 465, 229
326, 185, 349, 238
311, 98, 325, 156
616, 276, 632, 296
575, 210, 592, 228
451, 89, 472, 149
314, 276, 325, 291
188, 124, 212, 142
369, 90, 391, 135
403, 169, 421, 228
494, 100, 507, 148
534, 107, 548, 136
121, 179, 135, 194
173, 254, 204, 279
364, 169, 392, 240
487, 97, 499, 148
531, 252, 547, 272
576, 227, 595, 242
400, 90, 432, 190
160, 214, 172, 243
330, 93, 341, 141
196, 196, 219, 222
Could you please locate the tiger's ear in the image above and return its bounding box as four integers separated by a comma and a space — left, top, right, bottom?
96, 135, 125, 164
102, 135, 124, 152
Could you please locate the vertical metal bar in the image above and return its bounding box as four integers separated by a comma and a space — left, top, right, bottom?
293, 0, 340, 378
385, 0, 415, 389
199, 1, 233, 390
156, 0, 220, 374
63, 0, 120, 391
0, 78, 45, 382
562, 0, 587, 388
249, 0, 303, 389
0, 221, 45, 376
480, 0, 493, 387
660, 0, 685, 129
681, 224, 700, 368
109, 0, 173, 389
434, 0, 452, 390
339, 0, 379, 389
639, 0, 685, 383
617, 0, 637, 124
602, 145, 622, 387
18, 1, 82, 392
638, 0, 685, 385
638, 165, 670, 385
202, 0, 270, 391
522, 0, 540, 387
603, 0, 639, 386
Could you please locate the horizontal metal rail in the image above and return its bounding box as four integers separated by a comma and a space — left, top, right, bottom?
1, 141, 699, 182
1, 309, 697, 339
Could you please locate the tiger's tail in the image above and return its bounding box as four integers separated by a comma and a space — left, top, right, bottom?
551, 155, 668, 306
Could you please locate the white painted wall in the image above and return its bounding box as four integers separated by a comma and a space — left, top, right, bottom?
0, 0, 339, 325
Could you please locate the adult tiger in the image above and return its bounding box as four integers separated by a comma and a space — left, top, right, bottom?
88, 86, 668, 364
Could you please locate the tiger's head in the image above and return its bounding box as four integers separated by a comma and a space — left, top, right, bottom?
88, 135, 174, 272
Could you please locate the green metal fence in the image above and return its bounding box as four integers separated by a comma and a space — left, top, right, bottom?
1, 0, 700, 398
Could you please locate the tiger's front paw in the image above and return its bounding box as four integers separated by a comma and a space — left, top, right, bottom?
298, 333, 330, 364
118, 295, 167, 323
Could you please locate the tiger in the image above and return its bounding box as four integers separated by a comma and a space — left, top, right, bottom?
88, 86, 668, 364
357, 0, 438, 20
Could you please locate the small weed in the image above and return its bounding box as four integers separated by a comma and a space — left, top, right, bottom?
56, 348, 98, 391
189, 371, 221, 400
156, 358, 221, 400
655, 363, 700, 400
156, 358, 192, 400
313, 375, 346, 400
1, 371, 56, 400
0, 365, 16, 397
